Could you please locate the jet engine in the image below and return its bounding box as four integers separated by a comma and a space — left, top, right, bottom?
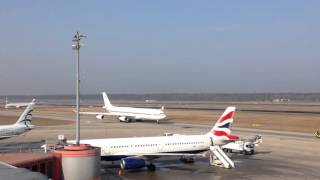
120, 158, 145, 170
118, 116, 131, 122
96, 114, 104, 119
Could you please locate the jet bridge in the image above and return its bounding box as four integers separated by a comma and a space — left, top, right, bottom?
209, 145, 235, 169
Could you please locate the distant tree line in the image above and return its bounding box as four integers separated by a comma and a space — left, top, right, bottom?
5, 93, 320, 102
106, 93, 320, 102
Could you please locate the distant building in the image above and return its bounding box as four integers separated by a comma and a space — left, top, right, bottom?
272, 98, 291, 103
145, 99, 157, 103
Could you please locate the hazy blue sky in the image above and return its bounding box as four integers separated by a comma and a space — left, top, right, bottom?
0, 1, 319, 95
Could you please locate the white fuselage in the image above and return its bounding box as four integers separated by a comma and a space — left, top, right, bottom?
0, 124, 33, 139
80, 134, 212, 158
107, 106, 166, 121
5, 103, 29, 109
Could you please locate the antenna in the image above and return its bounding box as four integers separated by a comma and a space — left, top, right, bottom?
72, 31, 86, 146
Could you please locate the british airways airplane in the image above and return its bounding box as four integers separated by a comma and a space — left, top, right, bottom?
77, 106, 238, 171
81, 92, 166, 123
0, 99, 36, 139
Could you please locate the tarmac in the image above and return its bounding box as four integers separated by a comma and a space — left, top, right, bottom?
97, 121, 320, 180
0, 109, 319, 179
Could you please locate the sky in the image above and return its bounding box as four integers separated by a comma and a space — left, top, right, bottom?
0, 0, 319, 95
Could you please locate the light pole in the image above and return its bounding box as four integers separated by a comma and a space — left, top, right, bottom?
72, 31, 86, 145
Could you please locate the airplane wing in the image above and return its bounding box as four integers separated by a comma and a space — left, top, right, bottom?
0, 135, 17, 140
111, 152, 207, 157
80, 112, 137, 120
112, 152, 207, 162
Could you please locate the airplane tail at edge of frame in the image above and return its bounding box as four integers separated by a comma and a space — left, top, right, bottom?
15, 99, 35, 126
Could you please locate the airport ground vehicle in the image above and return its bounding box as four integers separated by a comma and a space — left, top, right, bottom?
222, 141, 254, 155
222, 135, 262, 155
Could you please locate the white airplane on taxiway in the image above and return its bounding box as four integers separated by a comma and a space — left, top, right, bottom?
81, 92, 166, 123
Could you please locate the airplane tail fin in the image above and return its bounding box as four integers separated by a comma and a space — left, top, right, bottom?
102, 92, 112, 109
207, 107, 239, 141
4, 96, 8, 108
15, 99, 35, 127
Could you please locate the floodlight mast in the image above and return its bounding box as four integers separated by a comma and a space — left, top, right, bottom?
72, 31, 86, 146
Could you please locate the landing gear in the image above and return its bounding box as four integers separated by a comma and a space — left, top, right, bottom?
146, 163, 156, 171
156, 120, 159, 124
244, 150, 254, 155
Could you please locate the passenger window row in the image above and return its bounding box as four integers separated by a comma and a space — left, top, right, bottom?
110, 141, 205, 148
111, 144, 159, 148
165, 142, 204, 146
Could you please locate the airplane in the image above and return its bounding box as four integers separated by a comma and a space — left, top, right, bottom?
81, 92, 166, 123
4, 96, 32, 108
74, 106, 239, 171
0, 99, 36, 139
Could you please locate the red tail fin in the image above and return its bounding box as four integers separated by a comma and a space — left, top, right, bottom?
208, 107, 239, 140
